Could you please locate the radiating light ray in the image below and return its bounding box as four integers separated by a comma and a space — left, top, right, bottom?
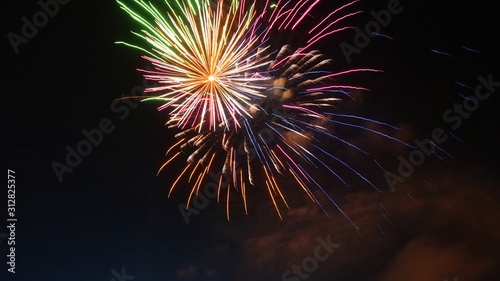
157, 151, 181, 175
462, 46, 481, 54
431, 49, 454, 58
308, 0, 360, 34
371, 32, 393, 40
168, 164, 191, 197
307, 85, 370, 92
265, 178, 283, 219
322, 68, 384, 79
288, 166, 315, 202
306, 11, 363, 44
329, 119, 416, 148
324, 112, 401, 130
313, 144, 381, 192
302, 148, 350, 186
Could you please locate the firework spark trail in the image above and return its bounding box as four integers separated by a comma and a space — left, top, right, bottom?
118, 0, 275, 130
119, 0, 411, 223
118, 0, 362, 130
150, 45, 405, 224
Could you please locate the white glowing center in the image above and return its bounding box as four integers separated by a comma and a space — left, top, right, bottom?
208, 75, 215, 81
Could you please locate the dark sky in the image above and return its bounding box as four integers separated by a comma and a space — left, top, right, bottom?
2, 0, 500, 281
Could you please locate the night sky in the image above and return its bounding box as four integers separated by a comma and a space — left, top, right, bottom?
2, 0, 500, 281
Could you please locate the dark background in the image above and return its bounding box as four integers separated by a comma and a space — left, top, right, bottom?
2, 0, 500, 280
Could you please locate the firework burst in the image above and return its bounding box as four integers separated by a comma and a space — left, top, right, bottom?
118, 0, 410, 224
